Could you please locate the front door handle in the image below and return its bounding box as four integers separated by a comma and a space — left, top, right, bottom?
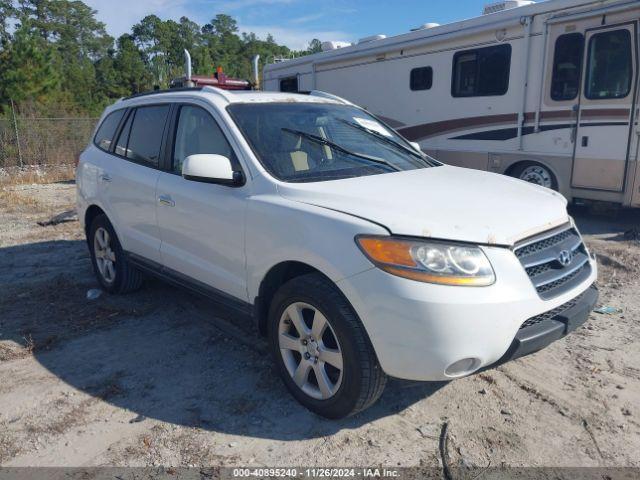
158, 194, 175, 207
100, 173, 112, 182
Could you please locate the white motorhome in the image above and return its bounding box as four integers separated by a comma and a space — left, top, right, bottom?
263, 0, 640, 207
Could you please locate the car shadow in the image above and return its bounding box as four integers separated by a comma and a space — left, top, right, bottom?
0, 239, 446, 441
569, 205, 640, 238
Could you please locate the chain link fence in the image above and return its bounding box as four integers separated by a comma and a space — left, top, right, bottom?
0, 116, 98, 170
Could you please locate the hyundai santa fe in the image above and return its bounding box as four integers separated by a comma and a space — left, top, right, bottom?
77, 87, 598, 419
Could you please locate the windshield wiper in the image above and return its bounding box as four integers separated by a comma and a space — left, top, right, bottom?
337, 119, 436, 167
281, 128, 401, 172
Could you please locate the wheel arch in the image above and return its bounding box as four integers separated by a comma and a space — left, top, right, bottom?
253, 261, 333, 337
84, 204, 106, 239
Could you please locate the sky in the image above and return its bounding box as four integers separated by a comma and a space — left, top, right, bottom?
82, 0, 512, 50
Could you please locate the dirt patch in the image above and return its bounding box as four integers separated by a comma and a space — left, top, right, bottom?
0, 182, 639, 468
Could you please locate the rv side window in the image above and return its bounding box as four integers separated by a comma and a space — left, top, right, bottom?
585, 29, 633, 100
280, 76, 298, 92
550, 33, 584, 101
452, 44, 511, 97
410, 67, 433, 91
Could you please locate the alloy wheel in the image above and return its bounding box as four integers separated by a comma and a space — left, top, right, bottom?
278, 302, 344, 400
94, 227, 116, 283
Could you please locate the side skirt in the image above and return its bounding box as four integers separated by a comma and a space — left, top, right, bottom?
126, 252, 254, 321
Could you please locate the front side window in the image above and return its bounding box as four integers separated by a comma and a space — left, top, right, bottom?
410, 66, 433, 91
94, 109, 125, 152
452, 44, 511, 97
280, 76, 298, 92
550, 33, 584, 101
125, 105, 170, 167
585, 29, 633, 100
228, 103, 438, 183
172, 105, 234, 174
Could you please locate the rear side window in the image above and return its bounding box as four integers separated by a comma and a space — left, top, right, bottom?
410, 67, 433, 91
585, 29, 633, 100
115, 111, 134, 157
172, 105, 234, 174
550, 33, 584, 101
125, 105, 170, 167
280, 76, 298, 92
452, 44, 511, 97
94, 110, 125, 152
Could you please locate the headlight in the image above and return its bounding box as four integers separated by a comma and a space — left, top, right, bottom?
356, 235, 495, 286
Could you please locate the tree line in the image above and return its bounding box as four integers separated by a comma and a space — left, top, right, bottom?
0, 0, 323, 116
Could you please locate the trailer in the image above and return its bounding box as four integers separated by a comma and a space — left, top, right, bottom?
263, 0, 640, 208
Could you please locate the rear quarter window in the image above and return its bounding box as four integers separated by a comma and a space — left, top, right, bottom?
93, 110, 125, 152
124, 105, 170, 167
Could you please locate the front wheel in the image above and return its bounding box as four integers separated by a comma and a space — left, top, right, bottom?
268, 273, 387, 419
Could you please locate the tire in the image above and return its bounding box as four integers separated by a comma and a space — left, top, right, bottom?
510, 161, 558, 191
88, 214, 143, 294
268, 273, 387, 419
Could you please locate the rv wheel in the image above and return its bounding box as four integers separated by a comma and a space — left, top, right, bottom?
512, 162, 557, 191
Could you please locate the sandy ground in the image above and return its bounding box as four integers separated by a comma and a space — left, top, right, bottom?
0, 181, 639, 469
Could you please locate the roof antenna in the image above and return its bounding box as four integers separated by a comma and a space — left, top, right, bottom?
184, 49, 194, 87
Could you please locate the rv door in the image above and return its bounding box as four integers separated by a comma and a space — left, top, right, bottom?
571, 22, 638, 192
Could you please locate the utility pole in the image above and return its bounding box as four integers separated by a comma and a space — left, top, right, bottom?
10, 99, 23, 168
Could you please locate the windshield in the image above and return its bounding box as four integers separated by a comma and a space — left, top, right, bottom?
227, 102, 438, 183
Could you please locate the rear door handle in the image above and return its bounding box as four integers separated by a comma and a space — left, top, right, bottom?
158, 194, 175, 207
100, 173, 112, 182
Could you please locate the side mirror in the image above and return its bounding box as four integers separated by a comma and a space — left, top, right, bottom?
409, 141, 422, 153
182, 154, 244, 186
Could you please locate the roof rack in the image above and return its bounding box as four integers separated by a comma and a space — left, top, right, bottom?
309, 90, 353, 105
201, 85, 235, 103
123, 86, 203, 100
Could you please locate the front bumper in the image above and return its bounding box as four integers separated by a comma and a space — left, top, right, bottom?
496, 283, 598, 364
336, 245, 598, 381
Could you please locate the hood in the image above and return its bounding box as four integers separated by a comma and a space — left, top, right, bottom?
277, 166, 569, 246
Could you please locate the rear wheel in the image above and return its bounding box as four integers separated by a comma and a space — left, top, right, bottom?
511, 162, 558, 190
88, 214, 143, 294
268, 273, 387, 419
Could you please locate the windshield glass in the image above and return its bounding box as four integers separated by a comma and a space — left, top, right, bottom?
227, 102, 438, 183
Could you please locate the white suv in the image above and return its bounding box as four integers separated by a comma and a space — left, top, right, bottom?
77, 87, 598, 419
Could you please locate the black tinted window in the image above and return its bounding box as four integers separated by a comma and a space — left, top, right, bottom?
585, 29, 633, 100
452, 44, 511, 97
126, 105, 170, 166
551, 33, 584, 101
410, 67, 433, 91
173, 105, 234, 174
280, 76, 298, 92
94, 110, 125, 152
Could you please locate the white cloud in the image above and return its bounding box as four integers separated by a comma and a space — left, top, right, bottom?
289, 12, 325, 25
240, 24, 351, 50
214, 0, 297, 10
83, 0, 351, 50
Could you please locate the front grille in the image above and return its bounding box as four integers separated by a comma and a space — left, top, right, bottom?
520, 287, 591, 329
514, 225, 592, 300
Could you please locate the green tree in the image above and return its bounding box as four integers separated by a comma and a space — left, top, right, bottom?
210, 14, 237, 36
0, 0, 13, 46
307, 38, 322, 54
114, 34, 153, 94
1, 2, 301, 114
0, 23, 60, 105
